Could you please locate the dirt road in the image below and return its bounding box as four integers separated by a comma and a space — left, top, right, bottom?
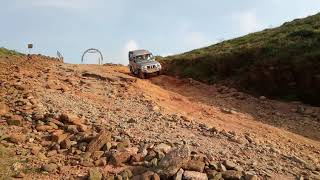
0, 56, 319, 179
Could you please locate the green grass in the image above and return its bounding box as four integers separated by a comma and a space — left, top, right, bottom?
0, 47, 23, 58
160, 13, 320, 105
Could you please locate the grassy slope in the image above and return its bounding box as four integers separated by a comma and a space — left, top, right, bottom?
161, 13, 320, 104
0, 48, 23, 58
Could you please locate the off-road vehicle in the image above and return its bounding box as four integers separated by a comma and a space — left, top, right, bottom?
128, 50, 162, 78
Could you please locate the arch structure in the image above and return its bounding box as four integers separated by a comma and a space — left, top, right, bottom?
81, 48, 104, 64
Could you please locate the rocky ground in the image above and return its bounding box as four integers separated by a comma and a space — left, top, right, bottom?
0, 55, 320, 180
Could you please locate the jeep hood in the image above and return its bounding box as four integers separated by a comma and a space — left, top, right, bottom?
136, 60, 159, 67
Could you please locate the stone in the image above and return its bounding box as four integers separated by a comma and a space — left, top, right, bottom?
12, 162, 23, 172
209, 162, 219, 170
31, 146, 41, 155
42, 163, 58, 172
51, 133, 69, 144
78, 142, 88, 152
117, 139, 130, 150
60, 138, 72, 149
87, 130, 111, 152
151, 158, 158, 167
81, 161, 94, 167
121, 169, 133, 179
14, 171, 25, 178
244, 174, 259, 180
109, 151, 131, 166
51, 143, 60, 151
223, 160, 237, 170
36, 125, 53, 132
174, 168, 184, 180
91, 151, 105, 160
182, 160, 205, 172
206, 170, 220, 179
66, 125, 79, 134
59, 113, 84, 126
127, 118, 137, 123
218, 163, 227, 172
115, 175, 123, 180
259, 96, 267, 100
145, 150, 157, 161
47, 150, 57, 157
222, 170, 243, 180
154, 143, 172, 154
234, 165, 243, 172
152, 105, 160, 112
7, 115, 22, 126
94, 158, 107, 166
182, 171, 208, 180
220, 108, 234, 114
89, 168, 102, 180
49, 119, 64, 127
103, 142, 112, 151
7, 134, 26, 144
131, 153, 144, 162
32, 113, 44, 121
140, 171, 160, 180
37, 153, 47, 160
157, 151, 165, 160
157, 145, 191, 178
47, 122, 59, 129
0, 103, 10, 116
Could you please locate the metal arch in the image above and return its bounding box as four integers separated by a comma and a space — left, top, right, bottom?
81, 48, 104, 64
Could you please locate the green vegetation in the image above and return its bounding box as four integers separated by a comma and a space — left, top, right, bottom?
0, 47, 23, 58
161, 13, 320, 105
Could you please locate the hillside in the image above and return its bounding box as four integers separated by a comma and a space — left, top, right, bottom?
0, 54, 319, 179
0, 47, 23, 57
161, 13, 320, 105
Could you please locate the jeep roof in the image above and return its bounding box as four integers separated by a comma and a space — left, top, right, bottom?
130, 50, 152, 57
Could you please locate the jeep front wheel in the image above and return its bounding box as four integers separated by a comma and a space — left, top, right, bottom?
138, 70, 146, 79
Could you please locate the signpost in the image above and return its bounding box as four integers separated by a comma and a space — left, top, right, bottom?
27, 44, 33, 54
57, 51, 64, 62
27, 44, 33, 60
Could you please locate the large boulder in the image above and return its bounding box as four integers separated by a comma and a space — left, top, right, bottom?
51, 130, 69, 144
157, 145, 190, 178
154, 143, 172, 154
182, 160, 205, 172
109, 147, 138, 166
60, 113, 88, 132
87, 129, 111, 152
222, 170, 243, 180
183, 171, 208, 180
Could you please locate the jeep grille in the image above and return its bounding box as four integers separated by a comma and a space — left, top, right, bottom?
147, 65, 156, 69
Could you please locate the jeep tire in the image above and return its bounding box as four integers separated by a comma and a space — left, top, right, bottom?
138, 70, 146, 79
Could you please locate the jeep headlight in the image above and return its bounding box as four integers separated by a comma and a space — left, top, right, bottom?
157, 64, 162, 69
141, 66, 147, 70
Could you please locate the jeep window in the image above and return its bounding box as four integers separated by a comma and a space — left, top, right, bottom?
135, 55, 144, 61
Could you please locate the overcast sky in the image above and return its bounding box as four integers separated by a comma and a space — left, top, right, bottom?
1, 0, 320, 64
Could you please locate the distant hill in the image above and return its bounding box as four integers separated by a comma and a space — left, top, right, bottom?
0, 47, 23, 57
160, 13, 320, 105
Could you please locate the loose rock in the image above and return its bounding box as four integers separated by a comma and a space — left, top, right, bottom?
183, 171, 208, 180
157, 145, 190, 178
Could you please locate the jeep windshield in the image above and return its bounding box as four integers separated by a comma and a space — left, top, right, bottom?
134, 54, 154, 61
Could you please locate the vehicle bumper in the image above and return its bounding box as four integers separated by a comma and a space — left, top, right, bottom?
142, 68, 161, 74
